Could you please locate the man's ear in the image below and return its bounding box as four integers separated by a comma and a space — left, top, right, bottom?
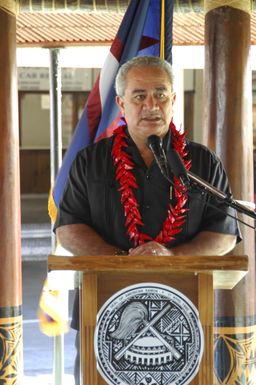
172, 92, 176, 105
116, 95, 125, 114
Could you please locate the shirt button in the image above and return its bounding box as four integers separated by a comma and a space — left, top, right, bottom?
145, 205, 150, 209
146, 174, 150, 180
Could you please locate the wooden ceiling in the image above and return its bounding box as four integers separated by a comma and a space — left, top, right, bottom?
17, 10, 256, 47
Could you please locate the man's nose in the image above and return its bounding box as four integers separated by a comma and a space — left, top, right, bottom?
143, 95, 159, 110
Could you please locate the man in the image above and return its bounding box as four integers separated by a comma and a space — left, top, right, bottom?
54, 56, 241, 383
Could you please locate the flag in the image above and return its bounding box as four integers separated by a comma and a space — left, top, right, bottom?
48, 0, 174, 221
38, 278, 69, 337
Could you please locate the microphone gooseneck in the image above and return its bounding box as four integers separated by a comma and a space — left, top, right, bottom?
168, 148, 190, 186
146, 135, 169, 177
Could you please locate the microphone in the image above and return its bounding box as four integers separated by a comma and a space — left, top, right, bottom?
168, 148, 190, 186
147, 135, 169, 177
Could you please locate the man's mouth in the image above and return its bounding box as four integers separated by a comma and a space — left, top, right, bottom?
141, 116, 162, 122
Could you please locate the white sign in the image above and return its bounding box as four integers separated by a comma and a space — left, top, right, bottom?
18, 67, 92, 91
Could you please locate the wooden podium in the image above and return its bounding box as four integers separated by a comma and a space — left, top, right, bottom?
48, 254, 248, 385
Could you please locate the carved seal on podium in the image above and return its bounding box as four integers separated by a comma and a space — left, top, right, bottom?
94, 283, 204, 385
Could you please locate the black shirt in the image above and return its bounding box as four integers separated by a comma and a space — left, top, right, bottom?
54, 129, 241, 330
54, 129, 241, 249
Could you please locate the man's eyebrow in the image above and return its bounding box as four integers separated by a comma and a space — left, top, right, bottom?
131, 86, 168, 94
131, 89, 146, 94
155, 86, 168, 91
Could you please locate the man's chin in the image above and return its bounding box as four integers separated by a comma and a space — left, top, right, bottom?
139, 123, 168, 136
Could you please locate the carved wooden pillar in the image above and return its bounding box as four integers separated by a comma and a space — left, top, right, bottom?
204, 2, 256, 384
0, 3, 22, 384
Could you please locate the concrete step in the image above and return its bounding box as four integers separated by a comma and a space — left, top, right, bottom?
21, 223, 52, 261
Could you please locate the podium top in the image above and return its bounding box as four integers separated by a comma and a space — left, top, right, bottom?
48, 254, 248, 290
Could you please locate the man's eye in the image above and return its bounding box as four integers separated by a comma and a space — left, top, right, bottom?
134, 95, 145, 101
156, 93, 167, 99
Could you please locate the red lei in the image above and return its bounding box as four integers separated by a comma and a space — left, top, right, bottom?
111, 121, 192, 247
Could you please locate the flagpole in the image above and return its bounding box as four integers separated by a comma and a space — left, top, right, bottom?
164, 0, 173, 63
160, 0, 165, 59
49, 47, 64, 385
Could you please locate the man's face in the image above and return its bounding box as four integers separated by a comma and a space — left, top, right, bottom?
116, 65, 176, 144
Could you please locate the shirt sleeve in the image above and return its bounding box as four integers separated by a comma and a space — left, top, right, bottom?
53, 151, 91, 232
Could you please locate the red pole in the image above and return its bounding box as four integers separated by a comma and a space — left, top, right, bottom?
0, 6, 23, 383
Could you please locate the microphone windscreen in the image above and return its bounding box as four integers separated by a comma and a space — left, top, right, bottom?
147, 135, 162, 149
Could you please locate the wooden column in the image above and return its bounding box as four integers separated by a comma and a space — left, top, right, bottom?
204, 2, 256, 384
0, 4, 22, 384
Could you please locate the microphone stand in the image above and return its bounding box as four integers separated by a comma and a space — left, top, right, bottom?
186, 170, 256, 221
161, 167, 256, 227
148, 141, 256, 224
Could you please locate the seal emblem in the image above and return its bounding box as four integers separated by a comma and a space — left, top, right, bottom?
94, 283, 204, 385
